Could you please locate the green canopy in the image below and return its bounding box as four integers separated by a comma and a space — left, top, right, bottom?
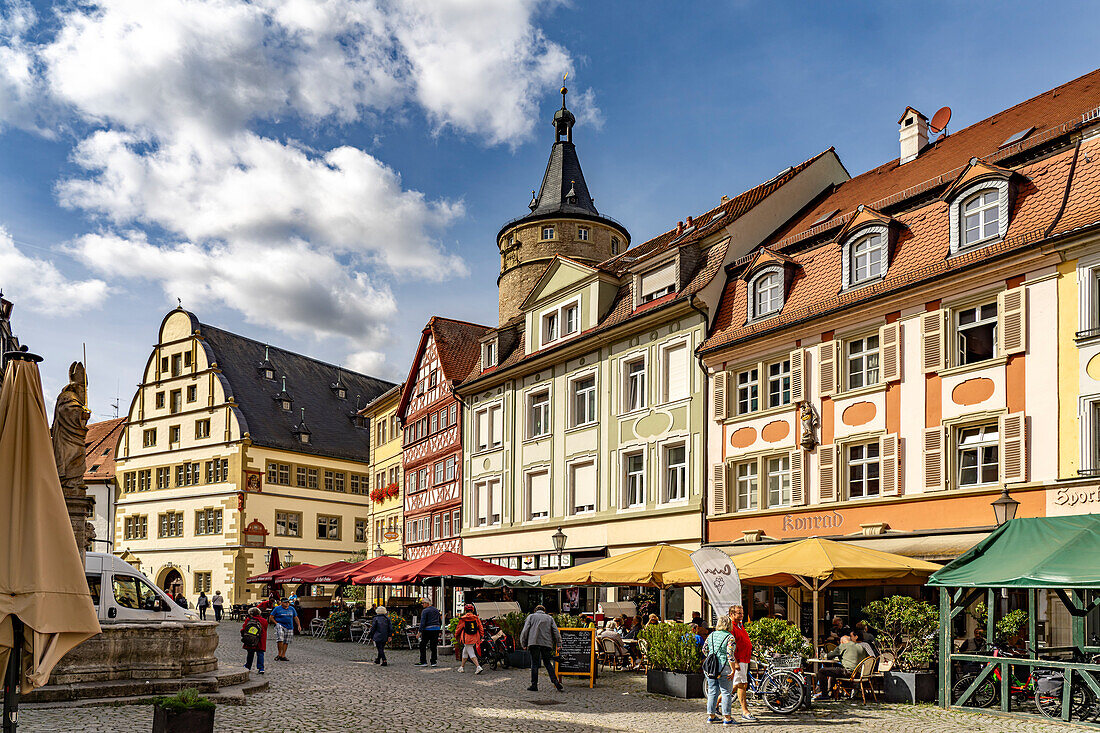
928, 514, 1100, 588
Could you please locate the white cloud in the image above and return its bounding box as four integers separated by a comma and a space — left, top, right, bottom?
0, 227, 108, 314
0, 1, 50, 133
571, 87, 604, 131
344, 348, 389, 377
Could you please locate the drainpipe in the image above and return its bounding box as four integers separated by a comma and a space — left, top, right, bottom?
688, 295, 710, 620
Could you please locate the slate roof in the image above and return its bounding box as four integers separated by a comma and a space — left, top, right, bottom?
84, 417, 125, 481
193, 317, 395, 462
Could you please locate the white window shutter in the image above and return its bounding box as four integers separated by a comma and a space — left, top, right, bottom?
923, 426, 946, 491
818, 444, 836, 502
1001, 413, 1028, 483
880, 433, 899, 496
710, 462, 728, 515
817, 341, 837, 398
491, 405, 503, 444
879, 322, 901, 383
921, 310, 945, 373
789, 449, 805, 506
665, 344, 689, 401
712, 371, 728, 421
998, 287, 1027, 356
790, 348, 806, 403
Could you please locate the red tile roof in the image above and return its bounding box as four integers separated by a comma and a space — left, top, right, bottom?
428, 316, 493, 384
84, 417, 125, 481
764, 67, 1100, 252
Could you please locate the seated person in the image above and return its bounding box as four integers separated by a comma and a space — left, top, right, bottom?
855, 620, 877, 649
959, 626, 987, 653
851, 630, 876, 658
690, 611, 703, 626
814, 635, 869, 700
598, 620, 629, 662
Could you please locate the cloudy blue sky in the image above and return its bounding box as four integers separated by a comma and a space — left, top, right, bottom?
1, 0, 1096, 420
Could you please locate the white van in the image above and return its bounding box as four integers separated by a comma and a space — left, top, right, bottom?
85, 552, 197, 623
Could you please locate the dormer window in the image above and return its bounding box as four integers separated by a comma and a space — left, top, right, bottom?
482, 340, 497, 369
639, 263, 676, 304
750, 268, 783, 319
292, 408, 312, 444
257, 346, 275, 380
540, 298, 581, 347
962, 190, 1000, 247
946, 162, 1012, 256
842, 227, 889, 289
274, 377, 292, 411
330, 375, 347, 400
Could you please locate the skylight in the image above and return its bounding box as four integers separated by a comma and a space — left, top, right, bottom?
811, 209, 840, 226
1000, 127, 1035, 148
708, 210, 727, 224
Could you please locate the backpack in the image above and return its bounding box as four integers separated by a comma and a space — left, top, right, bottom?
702, 635, 724, 680
463, 617, 479, 637
241, 619, 263, 650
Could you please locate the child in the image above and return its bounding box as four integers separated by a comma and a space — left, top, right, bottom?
241, 606, 267, 674
455, 603, 484, 674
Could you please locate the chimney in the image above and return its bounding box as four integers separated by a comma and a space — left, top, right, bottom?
898, 107, 929, 164
685, 215, 694, 228
675, 221, 684, 235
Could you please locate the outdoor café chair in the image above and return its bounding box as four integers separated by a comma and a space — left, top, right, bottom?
597, 637, 620, 672
870, 653, 892, 695
309, 616, 327, 638
832, 656, 878, 703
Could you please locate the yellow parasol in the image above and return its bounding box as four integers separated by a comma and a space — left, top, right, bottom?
540, 544, 697, 589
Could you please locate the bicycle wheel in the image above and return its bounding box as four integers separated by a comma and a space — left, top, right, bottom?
1036, 681, 1098, 722
760, 670, 806, 714
952, 674, 997, 708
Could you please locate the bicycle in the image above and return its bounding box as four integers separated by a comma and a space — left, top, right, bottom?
745, 654, 809, 714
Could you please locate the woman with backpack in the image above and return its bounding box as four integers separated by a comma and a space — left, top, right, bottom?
196, 591, 209, 620
370, 606, 392, 666
241, 607, 267, 675
702, 615, 736, 724
455, 603, 484, 675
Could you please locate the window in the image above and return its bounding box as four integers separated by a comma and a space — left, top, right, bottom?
736, 368, 759, 414
623, 452, 645, 508
563, 303, 578, 336
577, 226, 589, 241
664, 444, 687, 501
847, 335, 880, 389
527, 389, 550, 438
324, 470, 334, 491
156, 467, 170, 489
169, 389, 182, 414
205, 459, 227, 484
639, 263, 676, 303
434, 460, 445, 485
350, 474, 365, 494
611, 236, 620, 255
735, 460, 759, 511
957, 424, 999, 487
430, 412, 438, 433
956, 302, 998, 365
541, 225, 555, 240
334, 472, 346, 492
445, 456, 456, 482
441, 512, 451, 538
475, 403, 503, 450
765, 455, 791, 508
766, 359, 790, 408
847, 442, 880, 498
193, 572, 212, 594
433, 514, 442, 540
376, 421, 386, 446
623, 357, 646, 413
194, 419, 210, 439
541, 300, 580, 346
124, 515, 148, 540
143, 428, 157, 448
169, 425, 180, 444
296, 466, 308, 487
306, 468, 318, 489
275, 511, 301, 537
186, 385, 197, 403
569, 461, 596, 514
355, 519, 367, 543
751, 270, 783, 318
526, 471, 550, 520
176, 462, 200, 487
850, 233, 884, 285
317, 515, 340, 540
112, 575, 159, 612
483, 340, 497, 368
158, 512, 184, 538
136, 469, 151, 491
661, 342, 689, 403
171, 354, 182, 376
571, 376, 597, 427
962, 190, 1000, 247
195, 509, 223, 535
155, 391, 165, 409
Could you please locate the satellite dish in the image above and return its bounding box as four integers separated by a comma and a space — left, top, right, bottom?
930, 106, 952, 135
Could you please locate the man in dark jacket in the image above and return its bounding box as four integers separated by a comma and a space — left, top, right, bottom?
415, 598, 443, 667
520, 605, 563, 692
370, 606, 392, 666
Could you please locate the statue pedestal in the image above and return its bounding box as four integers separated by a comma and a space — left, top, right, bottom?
64, 488, 93, 565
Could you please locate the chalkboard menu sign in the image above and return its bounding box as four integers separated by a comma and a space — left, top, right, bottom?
555, 627, 596, 688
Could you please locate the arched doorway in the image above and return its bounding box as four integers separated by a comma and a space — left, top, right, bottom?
160, 568, 183, 596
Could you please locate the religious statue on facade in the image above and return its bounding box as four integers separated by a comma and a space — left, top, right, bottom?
799, 401, 819, 450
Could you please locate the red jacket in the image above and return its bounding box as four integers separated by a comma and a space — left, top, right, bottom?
730, 622, 752, 664
455, 613, 484, 647
242, 616, 268, 652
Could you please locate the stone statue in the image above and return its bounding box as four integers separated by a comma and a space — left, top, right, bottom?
52, 361, 90, 493
799, 401, 819, 450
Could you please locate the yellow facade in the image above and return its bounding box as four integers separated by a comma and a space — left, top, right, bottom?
362, 385, 404, 558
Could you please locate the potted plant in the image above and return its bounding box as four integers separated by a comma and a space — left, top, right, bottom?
498, 611, 530, 668
865, 596, 940, 703
745, 617, 812, 662
640, 622, 704, 698
153, 687, 215, 733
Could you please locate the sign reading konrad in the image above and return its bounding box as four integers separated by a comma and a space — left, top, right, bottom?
691, 547, 741, 617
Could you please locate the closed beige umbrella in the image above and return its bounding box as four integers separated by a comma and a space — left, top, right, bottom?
1, 353, 99, 709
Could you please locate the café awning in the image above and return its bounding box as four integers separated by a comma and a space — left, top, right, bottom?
928, 515, 1100, 588
352, 551, 536, 586
247, 564, 316, 584
540, 544, 697, 588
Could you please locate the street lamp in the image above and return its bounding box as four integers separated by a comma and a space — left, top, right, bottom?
991, 488, 1020, 526
375, 543, 384, 558
551, 527, 567, 611
284, 550, 293, 565
264, 550, 271, 565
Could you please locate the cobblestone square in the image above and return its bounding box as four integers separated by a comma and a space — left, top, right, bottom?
20, 623, 1078, 732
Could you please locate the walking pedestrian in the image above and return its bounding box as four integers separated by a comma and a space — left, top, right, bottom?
415, 597, 443, 667
455, 603, 484, 674
196, 591, 209, 620
270, 597, 302, 662
370, 606, 392, 666
241, 607, 267, 675
728, 605, 756, 722
703, 615, 736, 724
211, 590, 224, 622
520, 605, 563, 693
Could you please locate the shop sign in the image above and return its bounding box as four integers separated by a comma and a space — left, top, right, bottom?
1052, 485, 1100, 508
383, 530, 400, 541
781, 510, 844, 533
243, 519, 268, 547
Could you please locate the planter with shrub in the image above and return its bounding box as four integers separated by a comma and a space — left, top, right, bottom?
497, 611, 531, 668
865, 596, 939, 703
640, 622, 704, 699
153, 688, 215, 733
